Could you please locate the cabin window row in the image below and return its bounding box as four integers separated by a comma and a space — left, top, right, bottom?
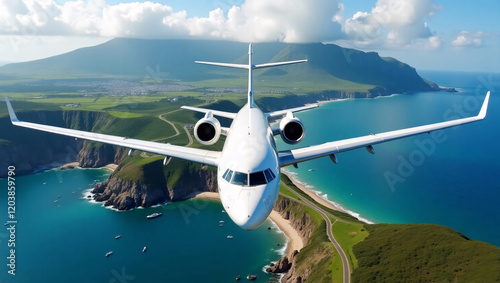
222, 168, 276, 187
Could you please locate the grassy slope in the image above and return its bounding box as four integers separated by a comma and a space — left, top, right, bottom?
352, 224, 500, 282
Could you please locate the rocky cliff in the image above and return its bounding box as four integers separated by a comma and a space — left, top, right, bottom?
91, 157, 218, 210
271, 197, 318, 283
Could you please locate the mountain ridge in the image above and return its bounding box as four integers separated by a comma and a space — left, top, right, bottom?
0, 38, 438, 94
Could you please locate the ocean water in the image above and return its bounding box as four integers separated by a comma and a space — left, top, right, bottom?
279, 71, 500, 246
0, 168, 286, 282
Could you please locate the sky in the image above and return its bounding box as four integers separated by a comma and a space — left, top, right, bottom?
0, 0, 498, 72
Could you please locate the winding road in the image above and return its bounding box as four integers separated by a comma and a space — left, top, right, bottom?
140, 110, 193, 158
280, 181, 351, 283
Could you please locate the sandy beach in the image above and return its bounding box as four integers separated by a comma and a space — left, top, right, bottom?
104, 163, 118, 171
282, 170, 343, 213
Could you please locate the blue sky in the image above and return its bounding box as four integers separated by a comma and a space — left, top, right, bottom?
0, 0, 498, 72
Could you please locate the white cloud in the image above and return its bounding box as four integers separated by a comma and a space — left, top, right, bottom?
452, 31, 486, 47
342, 0, 441, 48
0, 0, 345, 43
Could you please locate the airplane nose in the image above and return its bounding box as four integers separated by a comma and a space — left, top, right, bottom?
232, 210, 267, 230
228, 189, 268, 230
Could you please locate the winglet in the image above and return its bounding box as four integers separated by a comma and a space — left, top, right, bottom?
5, 96, 20, 123
478, 91, 490, 119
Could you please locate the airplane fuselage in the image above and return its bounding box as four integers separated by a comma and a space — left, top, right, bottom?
217, 105, 280, 230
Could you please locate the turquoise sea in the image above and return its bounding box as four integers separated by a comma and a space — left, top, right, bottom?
1, 71, 499, 282
279, 71, 500, 246
0, 168, 286, 282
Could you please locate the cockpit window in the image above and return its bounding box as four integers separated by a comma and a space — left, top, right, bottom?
224, 168, 276, 187
263, 168, 276, 182
223, 169, 233, 182
250, 171, 267, 186
231, 171, 248, 186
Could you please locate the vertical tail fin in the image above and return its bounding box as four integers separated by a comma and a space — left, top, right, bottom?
248, 44, 254, 108
195, 44, 307, 108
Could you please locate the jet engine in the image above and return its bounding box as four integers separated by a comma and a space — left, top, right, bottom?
279, 112, 305, 144
194, 112, 221, 145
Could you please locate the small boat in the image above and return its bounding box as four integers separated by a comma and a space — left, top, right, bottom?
219, 220, 225, 224
227, 235, 234, 239
219, 224, 224, 227
222, 210, 226, 213
105, 251, 113, 257
53, 200, 59, 203
308, 169, 314, 171
146, 212, 162, 219
142, 246, 147, 253
115, 235, 121, 239
247, 275, 257, 281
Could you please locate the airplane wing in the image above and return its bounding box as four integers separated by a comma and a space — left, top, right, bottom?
5, 97, 221, 167
181, 106, 237, 120
279, 92, 490, 167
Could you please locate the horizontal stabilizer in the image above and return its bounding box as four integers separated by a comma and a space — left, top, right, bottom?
195, 61, 249, 70
195, 60, 307, 70
254, 60, 307, 70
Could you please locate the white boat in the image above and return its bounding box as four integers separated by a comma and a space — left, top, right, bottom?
219, 220, 225, 223
227, 235, 234, 239
105, 251, 113, 257
142, 246, 147, 253
115, 235, 121, 239
146, 212, 162, 219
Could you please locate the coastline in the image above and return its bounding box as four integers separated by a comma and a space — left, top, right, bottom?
282, 169, 374, 224
281, 170, 342, 213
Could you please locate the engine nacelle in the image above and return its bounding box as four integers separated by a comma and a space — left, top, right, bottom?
194, 112, 221, 145
279, 112, 305, 144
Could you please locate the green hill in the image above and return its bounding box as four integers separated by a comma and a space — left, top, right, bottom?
0, 39, 437, 94
352, 224, 500, 282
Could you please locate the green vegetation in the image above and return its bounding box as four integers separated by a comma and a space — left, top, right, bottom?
352, 224, 500, 282
332, 221, 369, 269
276, 195, 337, 282
113, 154, 164, 185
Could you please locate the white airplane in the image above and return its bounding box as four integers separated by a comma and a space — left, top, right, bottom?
5, 44, 490, 230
